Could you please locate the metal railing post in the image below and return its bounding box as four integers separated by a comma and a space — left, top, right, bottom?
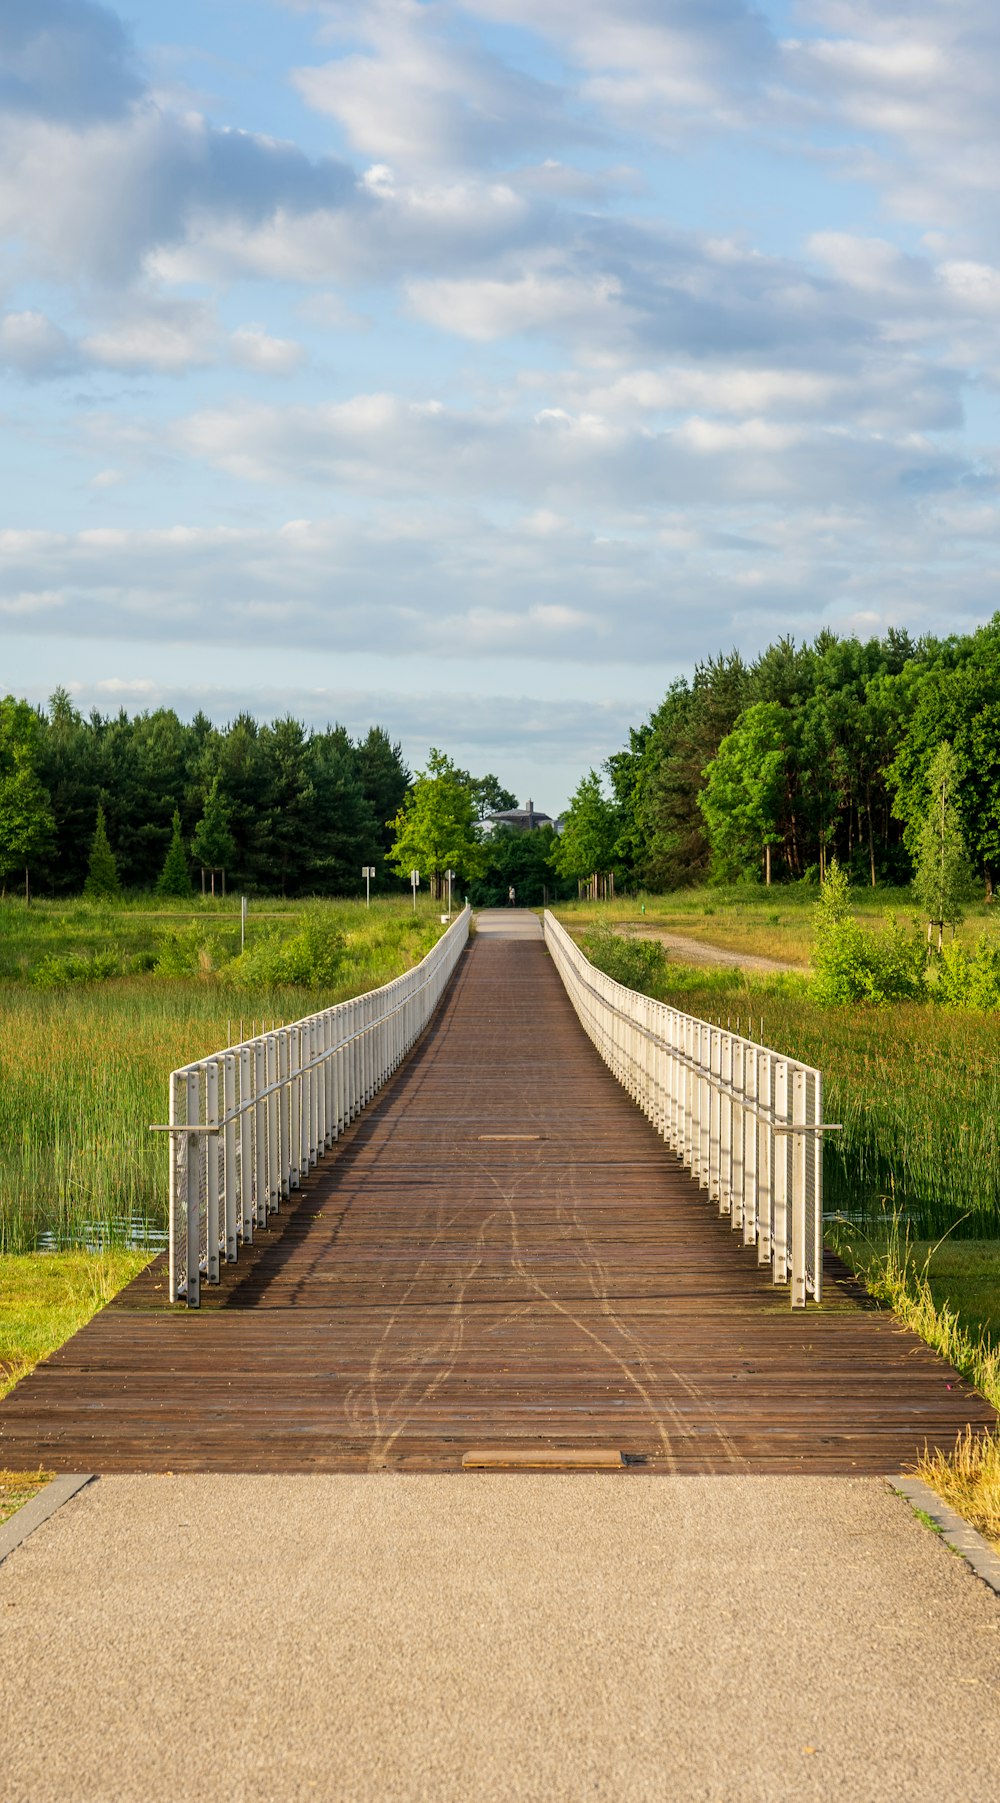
541, 911, 833, 1311
162, 908, 472, 1303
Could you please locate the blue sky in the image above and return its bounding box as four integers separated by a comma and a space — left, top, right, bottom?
4, 1, 1000, 809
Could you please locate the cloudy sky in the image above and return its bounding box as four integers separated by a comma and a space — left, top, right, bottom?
3, 2, 1000, 808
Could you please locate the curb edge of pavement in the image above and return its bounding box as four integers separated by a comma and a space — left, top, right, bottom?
0, 1475, 95, 1570
889, 1475, 1000, 1596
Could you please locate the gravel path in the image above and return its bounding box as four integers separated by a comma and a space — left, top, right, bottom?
618, 923, 804, 975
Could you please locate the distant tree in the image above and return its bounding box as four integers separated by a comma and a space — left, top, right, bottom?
468, 823, 573, 908
83, 803, 121, 899
0, 696, 55, 901
452, 769, 518, 819
156, 810, 193, 898
550, 771, 620, 891
303, 735, 379, 894
912, 742, 976, 950
699, 702, 787, 884
257, 718, 317, 896
387, 749, 485, 896
191, 776, 236, 892
354, 726, 410, 872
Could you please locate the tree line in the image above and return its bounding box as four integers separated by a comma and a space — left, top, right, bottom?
0, 691, 526, 901
0, 691, 406, 897
555, 615, 1000, 896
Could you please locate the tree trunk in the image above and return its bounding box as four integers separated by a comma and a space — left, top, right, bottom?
24, 866, 29, 905
765, 842, 771, 886
866, 785, 876, 887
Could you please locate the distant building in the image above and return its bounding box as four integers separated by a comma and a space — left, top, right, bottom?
485, 797, 557, 833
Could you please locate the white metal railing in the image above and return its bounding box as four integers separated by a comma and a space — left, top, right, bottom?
157, 907, 471, 1305
544, 911, 836, 1307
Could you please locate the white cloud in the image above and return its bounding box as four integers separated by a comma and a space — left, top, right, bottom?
0, 307, 77, 376
406, 269, 624, 341
83, 302, 218, 372
0, 101, 355, 285
230, 325, 305, 374
170, 389, 977, 515
3, 493, 996, 683
293, 0, 587, 171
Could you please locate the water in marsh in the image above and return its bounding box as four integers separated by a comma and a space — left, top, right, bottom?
35, 1217, 168, 1255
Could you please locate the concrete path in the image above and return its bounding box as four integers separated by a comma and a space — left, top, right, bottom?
1, 1473, 998, 1802
474, 906, 544, 938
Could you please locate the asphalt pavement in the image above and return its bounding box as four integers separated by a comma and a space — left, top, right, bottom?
1, 1472, 998, 1802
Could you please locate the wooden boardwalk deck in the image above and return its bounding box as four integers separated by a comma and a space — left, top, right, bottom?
1, 917, 995, 1474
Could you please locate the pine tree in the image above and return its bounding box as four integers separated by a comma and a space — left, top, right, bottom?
83, 804, 120, 898
156, 810, 193, 898
913, 742, 976, 951
191, 776, 235, 890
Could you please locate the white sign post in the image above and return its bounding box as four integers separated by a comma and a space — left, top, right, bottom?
362, 865, 375, 908
410, 868, 420, 912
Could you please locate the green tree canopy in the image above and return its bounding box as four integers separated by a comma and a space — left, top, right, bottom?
0, 696, 55, 899
549, 771, 620, 884
83, 803, 121, 899
451, 769, 517, 820
156, 810, 193, 898
191, 775, 236, 876
387, 749, 485, 889
698, 701, 787, 884
912, 742, 977, 949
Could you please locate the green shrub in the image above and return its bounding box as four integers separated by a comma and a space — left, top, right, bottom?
938, 933, 1000, 1009
222, 916, 347, 991
811, 862, 926, 1005
31, 949, 125, 988
582, 922, 668, 998
154, 925, 238, 978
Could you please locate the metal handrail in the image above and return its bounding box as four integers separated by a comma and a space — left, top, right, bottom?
158, 907, 471, 1306
543, 911, 830, 1307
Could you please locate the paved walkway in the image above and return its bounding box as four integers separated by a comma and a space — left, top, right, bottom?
1, 1472, 998, 1801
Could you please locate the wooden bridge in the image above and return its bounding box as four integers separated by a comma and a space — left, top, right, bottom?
0, 912, 994, 1473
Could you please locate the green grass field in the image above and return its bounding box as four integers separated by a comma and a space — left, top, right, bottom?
0, 895, 448, 1252
554, 882, 1000, 969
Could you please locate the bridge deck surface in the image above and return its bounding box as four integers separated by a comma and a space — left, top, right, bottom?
1, 917, 994, 1473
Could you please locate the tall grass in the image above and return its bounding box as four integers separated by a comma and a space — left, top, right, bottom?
555, 882, 1000, 968
612, 957, 1000, 1238
829, 1210, 1000, 1550
0, 898, 446, 1251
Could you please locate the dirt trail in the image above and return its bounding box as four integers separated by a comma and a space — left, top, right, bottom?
616, 923, 804, 976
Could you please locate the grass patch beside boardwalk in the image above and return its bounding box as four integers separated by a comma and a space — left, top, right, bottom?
823, 1224, 1000, 1551
0, 1250, 152, 1400
0, 1469, 52, 1527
